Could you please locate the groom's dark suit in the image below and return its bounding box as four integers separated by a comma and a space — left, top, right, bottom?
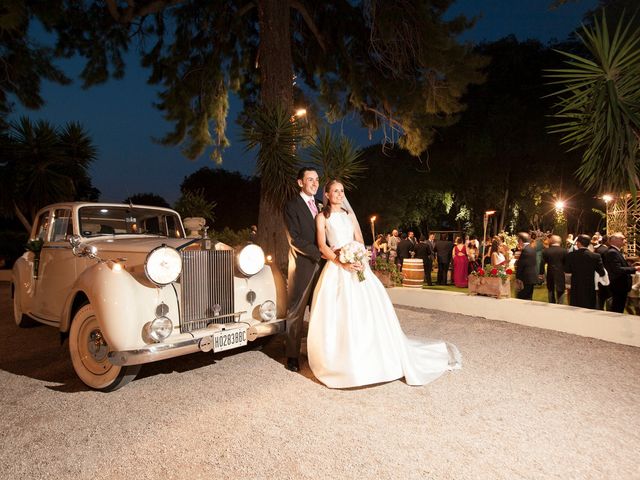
283, 194, 323, 358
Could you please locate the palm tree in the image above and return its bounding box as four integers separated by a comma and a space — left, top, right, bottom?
0, 117, 98, 232
546, 11, 640, 195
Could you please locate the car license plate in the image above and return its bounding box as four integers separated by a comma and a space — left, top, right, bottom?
213, 328, 247, 352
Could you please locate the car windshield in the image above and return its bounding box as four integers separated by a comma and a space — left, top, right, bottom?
79, 206, 184, 238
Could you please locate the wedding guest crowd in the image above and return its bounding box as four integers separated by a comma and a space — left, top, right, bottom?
371, 224, 640, 315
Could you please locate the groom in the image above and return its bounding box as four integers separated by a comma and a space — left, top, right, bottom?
283, 167, 323, 372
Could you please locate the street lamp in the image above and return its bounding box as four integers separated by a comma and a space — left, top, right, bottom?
554, 200, 565, 213
482, 210, 497, 262
370, 216, 377, 243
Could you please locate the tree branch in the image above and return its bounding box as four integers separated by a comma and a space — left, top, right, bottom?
105, 0, 186, 24
290, 0, 326, 52
238, 1, 256, 17
363, 106, 405, 131
13, 202, 31, 234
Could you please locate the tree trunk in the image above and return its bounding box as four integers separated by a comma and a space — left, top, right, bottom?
14, 202, 32, 234
256, 0, 294, 297
499, 186, 509, 232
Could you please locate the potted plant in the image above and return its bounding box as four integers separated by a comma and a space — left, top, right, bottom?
371, 256, 402, 288
468, 265, 513, 299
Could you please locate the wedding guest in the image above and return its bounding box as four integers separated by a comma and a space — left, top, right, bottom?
413, 235, 433, 286
397, 233, 414, 270
426, 233, 436, 285
515, 232, 539, 300
603, 233, 640, 313
540, 234, 567, 304
388, 229, 399, 266
467, 241, 480, 274
408, 231, 417, 247
452, 236, 469, 288
595, 234, 610, 309
435, 234, 453, 285
531, 232, 544, 284
490, 238, 506, 267
373, 234, 387, 261
564, 234, 605, 310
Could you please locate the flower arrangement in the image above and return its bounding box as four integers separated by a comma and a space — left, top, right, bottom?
339, 241, 369, 282
371, 256, 403, 285
471, 264, 513, 284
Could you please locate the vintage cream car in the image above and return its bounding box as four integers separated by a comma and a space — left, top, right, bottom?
11, 202, 285, 391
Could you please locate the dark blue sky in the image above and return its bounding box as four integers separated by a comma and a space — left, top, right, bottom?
13, 0, 598, 205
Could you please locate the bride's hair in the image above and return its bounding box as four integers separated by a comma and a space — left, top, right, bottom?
323, 179, 349, 219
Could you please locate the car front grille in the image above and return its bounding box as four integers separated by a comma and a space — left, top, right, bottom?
180, 249, 235, 333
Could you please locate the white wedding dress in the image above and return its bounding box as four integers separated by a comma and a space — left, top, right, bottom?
307, 211, 461, 388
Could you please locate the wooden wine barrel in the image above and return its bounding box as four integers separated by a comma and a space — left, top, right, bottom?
402, 258, 424, 288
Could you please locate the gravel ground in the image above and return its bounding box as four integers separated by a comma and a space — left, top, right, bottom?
1, 283, 639, 480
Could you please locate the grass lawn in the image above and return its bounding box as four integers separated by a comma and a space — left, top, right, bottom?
420, 273, 556, 304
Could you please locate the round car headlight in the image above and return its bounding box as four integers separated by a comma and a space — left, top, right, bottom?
237, 244, 266, 276
259, 300, 276, 322
145, 246, 182, 285
149, 316, 173, 342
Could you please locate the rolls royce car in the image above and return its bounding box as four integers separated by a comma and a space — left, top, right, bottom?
11, 203, 284, 391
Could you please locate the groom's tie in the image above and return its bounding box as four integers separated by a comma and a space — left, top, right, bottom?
307, 198, 318, 217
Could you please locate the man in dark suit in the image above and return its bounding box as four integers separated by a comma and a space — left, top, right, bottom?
540, 234, 567, 304
427, 233, 436, 284
603, 232, 640, 313
413, 235, 433, 285
564, 234, 605, 309
397, 233, 414, 270
408, 231, 417, 247
594, 234, 611, 309
435, 234, 453, 285
515, 232, 539, 300
283, 168, 323, 372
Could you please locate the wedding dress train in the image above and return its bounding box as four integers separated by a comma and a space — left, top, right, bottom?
307, 211, 461, 388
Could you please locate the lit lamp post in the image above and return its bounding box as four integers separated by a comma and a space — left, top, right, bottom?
554, 199, 565, 213
370, 216, 377, 243
482, 210, 497, 261
291, 108, 307, 122
602, 194, 613, 233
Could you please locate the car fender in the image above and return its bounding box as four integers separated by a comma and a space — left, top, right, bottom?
11, 254, 35, 312
233, 265, 274, 319
63, 261, 180, 352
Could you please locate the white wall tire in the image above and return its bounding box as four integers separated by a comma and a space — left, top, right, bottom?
69, 304, 140, 391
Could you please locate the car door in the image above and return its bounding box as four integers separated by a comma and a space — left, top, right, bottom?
33, 208, 77, 323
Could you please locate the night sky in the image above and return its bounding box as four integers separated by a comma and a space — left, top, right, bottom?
12, 0, 598, 205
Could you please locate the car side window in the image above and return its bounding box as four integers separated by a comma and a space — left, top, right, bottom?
34, 211, 51, 241
50, 209, 73, 242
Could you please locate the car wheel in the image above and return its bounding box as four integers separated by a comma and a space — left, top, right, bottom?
12, 284, 36, 328
69, 304, 141, 391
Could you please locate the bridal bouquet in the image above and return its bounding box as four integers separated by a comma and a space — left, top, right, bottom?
339, 241, 369, 282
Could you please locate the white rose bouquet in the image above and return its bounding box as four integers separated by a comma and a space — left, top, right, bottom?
339, 241, 369, 282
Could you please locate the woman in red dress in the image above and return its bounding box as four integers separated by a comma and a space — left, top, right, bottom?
452, 236, 469, 288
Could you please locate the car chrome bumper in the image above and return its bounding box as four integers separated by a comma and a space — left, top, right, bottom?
108, 318, 285, 366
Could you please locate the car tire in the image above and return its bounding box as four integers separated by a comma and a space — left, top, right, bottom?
69, 304, 141, 391
12, 284, 37, 328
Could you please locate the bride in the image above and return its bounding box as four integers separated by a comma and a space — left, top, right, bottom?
307, 179, 462, 388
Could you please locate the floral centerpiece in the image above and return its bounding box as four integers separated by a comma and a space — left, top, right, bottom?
469, 264, 513, 299
339, 241, 369, 282
470, 265, 513, 284
371, 256, 402, 287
